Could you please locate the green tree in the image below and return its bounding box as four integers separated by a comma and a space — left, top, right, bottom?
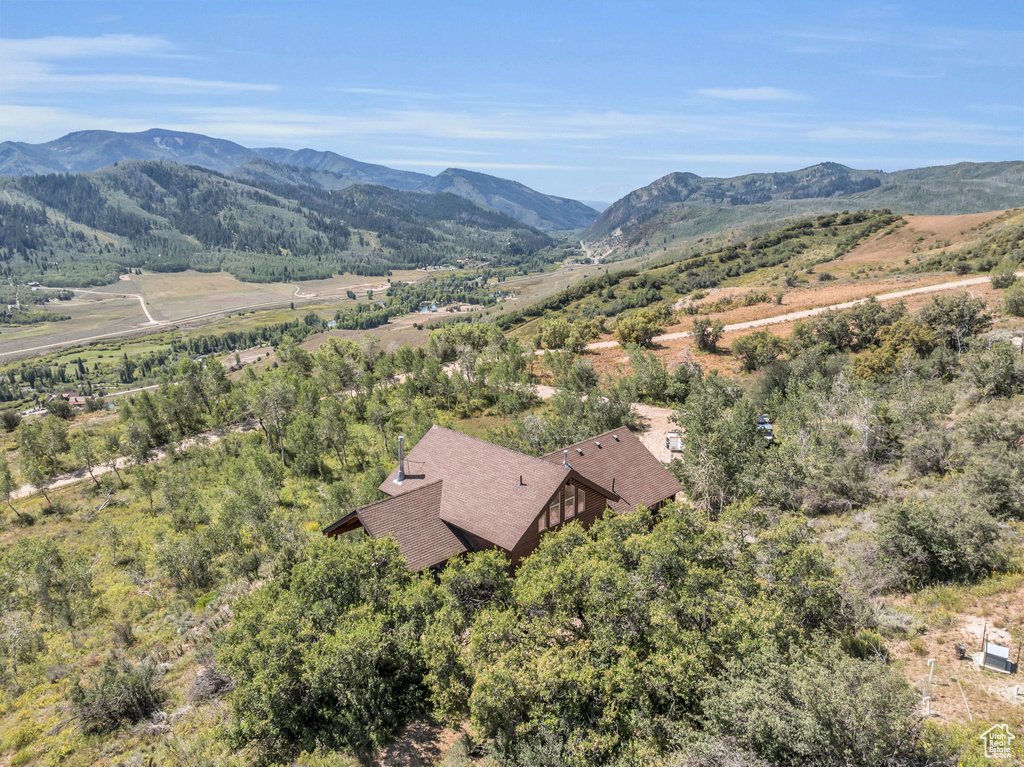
875, 499, 1002, 585
918, 292, 992, 354
730, 330, 788, 372
218, 536, 426, 760
692, 317, 725, 353
615, 309, 663, 347
704, 647, 918, 767
0, 455, 32, 525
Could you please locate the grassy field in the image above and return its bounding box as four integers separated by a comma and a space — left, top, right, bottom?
0, 269, 425, 359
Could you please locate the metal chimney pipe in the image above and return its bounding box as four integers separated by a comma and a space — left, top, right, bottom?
395, 435, 405, 483
563, 449, 570, 468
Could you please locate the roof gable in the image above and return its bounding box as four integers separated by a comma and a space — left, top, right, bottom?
354, 480, 468, 571
380, 426, 571, 551
541, 426, 682, 512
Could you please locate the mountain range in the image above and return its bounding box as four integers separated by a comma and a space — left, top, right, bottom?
0, 129, 600, 232
587, 160, 1024, 250
3, 128, 1024, 272
0, 159, 557, 287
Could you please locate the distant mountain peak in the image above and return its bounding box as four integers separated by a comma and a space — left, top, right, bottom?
0, 128, 599, 231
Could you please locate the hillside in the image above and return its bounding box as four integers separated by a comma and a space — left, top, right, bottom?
227, 157, 356, 191
0, 207, 1022, 765
0, 129, 254, 176
587, 161, 1024, 252
418, 167, 600, 231
0, 160, 556, 286
251, 146, 432, 190
0, 129, 598, 231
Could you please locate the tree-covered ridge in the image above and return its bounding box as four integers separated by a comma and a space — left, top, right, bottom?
0, 161, 558, 287
0, 129, 599, 231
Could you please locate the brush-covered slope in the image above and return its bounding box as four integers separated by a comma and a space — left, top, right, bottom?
0, 161, 554, 286
418, 167, 600, 231
587, 161, 1024, 250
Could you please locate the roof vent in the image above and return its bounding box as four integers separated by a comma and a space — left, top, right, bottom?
594, 441, 602, 448
611, 434, 620, 442
519, 475, 525, 487
576, 448, 584, 455
563, 449, 571, 468
394, 435, 405, 484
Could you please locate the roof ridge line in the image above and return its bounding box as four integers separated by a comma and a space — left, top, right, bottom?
429, 425, 570, 473
361, 478, 443, 510
543, 425, 634, 456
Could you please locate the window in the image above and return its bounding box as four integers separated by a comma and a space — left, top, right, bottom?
564, 485, 577, 520
578, 489, 586, 516
548, 489, 561, 528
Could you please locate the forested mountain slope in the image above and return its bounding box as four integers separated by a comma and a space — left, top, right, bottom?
0, 129, 599, 231
0, 160, 554, 286
226, 157, 356, 191
418, 167, 600, 231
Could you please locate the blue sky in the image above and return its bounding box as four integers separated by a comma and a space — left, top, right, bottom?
1, 0, 1022, 202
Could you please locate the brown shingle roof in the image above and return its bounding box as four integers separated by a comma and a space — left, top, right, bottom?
380, 426, 572, 551
353, 480, 468, 571
541, 426, 682, 513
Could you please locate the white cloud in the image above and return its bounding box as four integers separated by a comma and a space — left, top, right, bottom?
626, 153, 823, 166
166, 105, 802, 145
0, 33, 276, 95
695, 86, 805, 101
2, 33, 172, 59
0, 105, 154, 141
369, 160, 591, 171
806, 119, 1022, 147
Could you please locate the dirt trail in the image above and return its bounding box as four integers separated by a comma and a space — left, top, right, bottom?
587, 272, 1024, 351
11, 420, 259, 501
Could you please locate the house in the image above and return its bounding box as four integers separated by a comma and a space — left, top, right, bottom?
60, 392, 88, 408
323, 425, 683, 571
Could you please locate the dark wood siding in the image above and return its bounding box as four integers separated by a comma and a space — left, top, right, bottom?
507, 481, 614, 566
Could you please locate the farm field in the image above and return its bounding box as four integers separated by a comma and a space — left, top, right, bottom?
0, 269, 422, 359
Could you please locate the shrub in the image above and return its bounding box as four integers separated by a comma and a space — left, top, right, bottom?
730, 331, 787, 372
615, 309, 663, 348
692, 317, 725, 353
1004, 283, 1024, 317
1, 410, 21, 432
704, 647, 919, 767
70, 658, 162, 734
875, 500, 1002, 586
841, 629, 889, 660
991, 272, 1017, 289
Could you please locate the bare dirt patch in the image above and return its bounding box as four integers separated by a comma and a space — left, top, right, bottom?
888, 579, 1024, 727
373, 719, 464, 767
818, 210, 1015, 273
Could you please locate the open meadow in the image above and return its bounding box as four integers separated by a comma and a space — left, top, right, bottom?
0, 269, 423, 359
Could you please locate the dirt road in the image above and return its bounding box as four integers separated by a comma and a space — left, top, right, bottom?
12, 420, 260, 501
587, 272, 1024, 351
1, 281, 392, 359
